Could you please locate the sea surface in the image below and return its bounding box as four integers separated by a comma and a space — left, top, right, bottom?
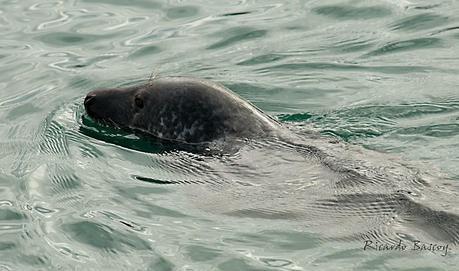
0, 0, 458, 270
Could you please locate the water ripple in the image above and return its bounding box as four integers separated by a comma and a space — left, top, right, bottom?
365, 37, 443, 57
390, 13, 450, 32
313, 4, 392, 20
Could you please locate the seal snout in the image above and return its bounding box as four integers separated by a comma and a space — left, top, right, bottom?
84, 91, 101, 120
83, 88, 133, 127
84, 92, 96, 108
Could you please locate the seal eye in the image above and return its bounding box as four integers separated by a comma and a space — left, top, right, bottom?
135, 96, 144, 109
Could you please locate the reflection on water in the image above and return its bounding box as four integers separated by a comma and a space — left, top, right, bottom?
0, 0, 458, 270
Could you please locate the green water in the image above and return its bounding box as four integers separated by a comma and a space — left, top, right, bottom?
1, 0, 458, 270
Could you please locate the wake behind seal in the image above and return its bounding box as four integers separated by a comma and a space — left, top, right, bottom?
84, 77, 284, 146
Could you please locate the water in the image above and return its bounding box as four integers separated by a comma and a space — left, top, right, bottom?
1, 0, 458, 270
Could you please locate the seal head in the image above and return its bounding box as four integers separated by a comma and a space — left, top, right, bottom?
84, 77, 280, 144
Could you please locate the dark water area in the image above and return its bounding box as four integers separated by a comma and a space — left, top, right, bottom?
0, 0, 458, 270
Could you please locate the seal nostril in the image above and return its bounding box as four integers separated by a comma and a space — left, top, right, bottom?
84, 94, 96, 107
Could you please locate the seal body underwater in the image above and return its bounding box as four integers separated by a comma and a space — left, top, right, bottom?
84, 77, 283, 145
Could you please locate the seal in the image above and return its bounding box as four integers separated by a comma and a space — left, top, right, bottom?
83, 77, 459, 245
84, 77, 282, 144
